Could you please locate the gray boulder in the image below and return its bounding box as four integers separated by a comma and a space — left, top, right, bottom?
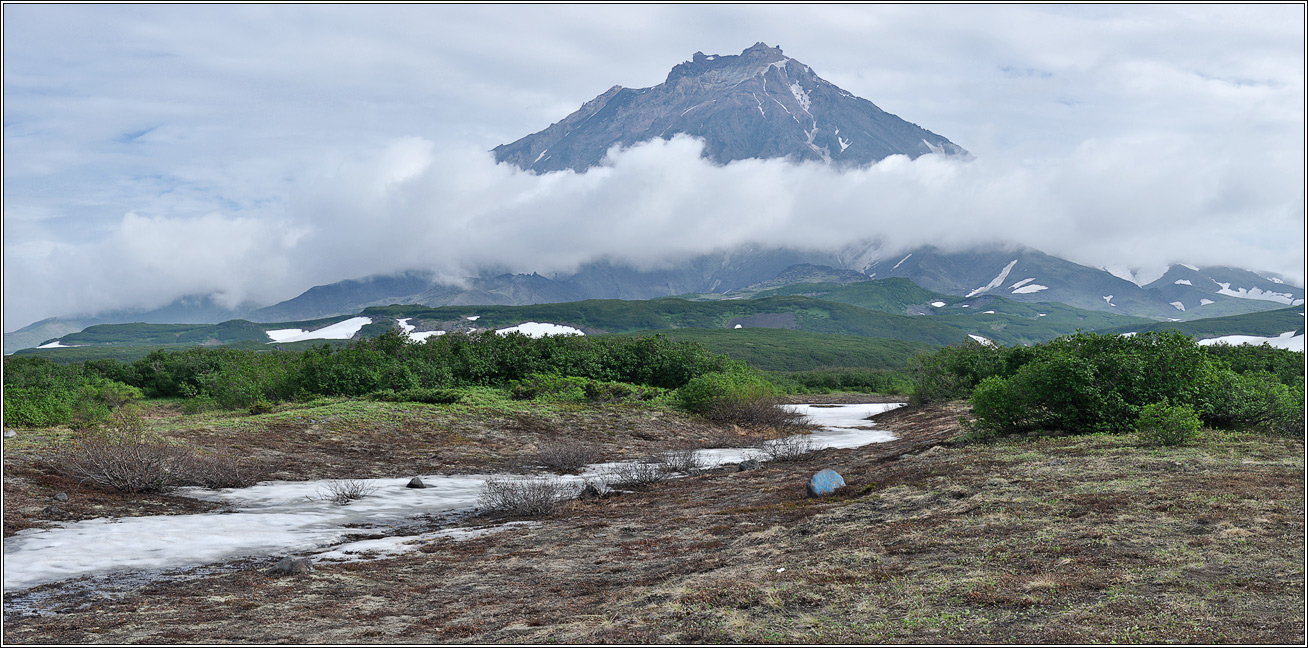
737, 458, 761, 472
268, 557, 314, 576
406, 477, 427, 489
806, 469, 846, 497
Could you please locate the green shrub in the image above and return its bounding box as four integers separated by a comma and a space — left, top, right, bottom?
2, 387, 74, 428
369, 387, 465, 404
909, 340, 1007, 404
964, 331, 1233, 437
510, 373, 590, 400
1136, 402, 1202, 446
676, 366, 777, 415
675, 365, 804, 429
70, 380, 145, 431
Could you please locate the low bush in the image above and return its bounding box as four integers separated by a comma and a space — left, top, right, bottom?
653, 446, 707, 475
175, 450, 264, 489
1136, 402, 1202, 446
478, 475, 578, 516
317, 479, 379, 505
52, 412, 188, 493
530, 440, 603, 473
510, 373, 590, 400
676, 366, 803, 430
606, 460, 670, 489
369, 387, 465, 404
760, 432, 821, 462
70, 380, 145, 431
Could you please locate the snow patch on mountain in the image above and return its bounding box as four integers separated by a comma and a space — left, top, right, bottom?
496, 322, 583, 338
966, 259, 1019, 298
1012, 284, 1048, 295
1170, 301, 1186, 311
1199, 331, 1304, 352
1174, 279, 1193, 286
1199, 298, 1215, 305
789, 82, 811, 112
1214, 283, 1303, 305
266, 317, 371, 343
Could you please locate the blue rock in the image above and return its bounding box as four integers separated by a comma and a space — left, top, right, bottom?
806, 469, 845, 497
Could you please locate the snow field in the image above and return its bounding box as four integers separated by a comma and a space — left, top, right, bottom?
265, 317, 372, 343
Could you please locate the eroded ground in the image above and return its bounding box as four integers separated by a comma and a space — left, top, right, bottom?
3, 396, 1304, 644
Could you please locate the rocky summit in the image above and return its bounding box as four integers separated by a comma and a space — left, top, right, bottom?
493, 42, 968, 174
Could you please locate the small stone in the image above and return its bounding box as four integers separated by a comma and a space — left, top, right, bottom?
898, 453, 915, 460
3, 429, 15, 438
806, 469, 846, 498
405, 477, 427, 489
1048, 459, 1067, 466
578, 483, 605, 499
41, 505, 61, 517
737, 459, 761, 472
53, 492, 69, 502
268, 557, 313, 576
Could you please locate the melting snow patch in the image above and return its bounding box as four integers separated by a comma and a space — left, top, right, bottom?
968, 334, 995, 346
466, 316, 480, 321
734, 324, 743, 329
1180, 264, 1200, 271
266, 317, 371, 343
1103, 295, 1116, 307
1011, 284, 1048, 295
1199, 298, 1215, 306
967, 260, 1019, 298
982, 310, 996, 314
1199, 331, 1304, 352
1214, 283, 1302, 305
395, 318, 444, 342
1170, 301, 1186, 311
496, 322, 583, 338
36, 341, 75, 349
788, 82, 811, 112
930, 301, 946, 308
892, 253, 913, 270
1010, 278, 1036, 289
1174, 279, 1193, 286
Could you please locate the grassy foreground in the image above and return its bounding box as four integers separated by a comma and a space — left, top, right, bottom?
2, 397, 1303, 644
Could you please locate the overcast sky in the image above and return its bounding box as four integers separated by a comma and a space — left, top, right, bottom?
4, 4, 1304, 330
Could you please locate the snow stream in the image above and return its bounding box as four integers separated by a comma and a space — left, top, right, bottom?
2, 403, 903, 593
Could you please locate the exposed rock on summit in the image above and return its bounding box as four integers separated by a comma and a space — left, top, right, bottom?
494, 42, 968, 173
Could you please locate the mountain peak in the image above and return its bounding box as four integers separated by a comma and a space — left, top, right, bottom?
494, 44, 967, 174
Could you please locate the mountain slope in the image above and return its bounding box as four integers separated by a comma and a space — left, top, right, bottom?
861, 245, 1295, 321
493, 42, 967, 174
